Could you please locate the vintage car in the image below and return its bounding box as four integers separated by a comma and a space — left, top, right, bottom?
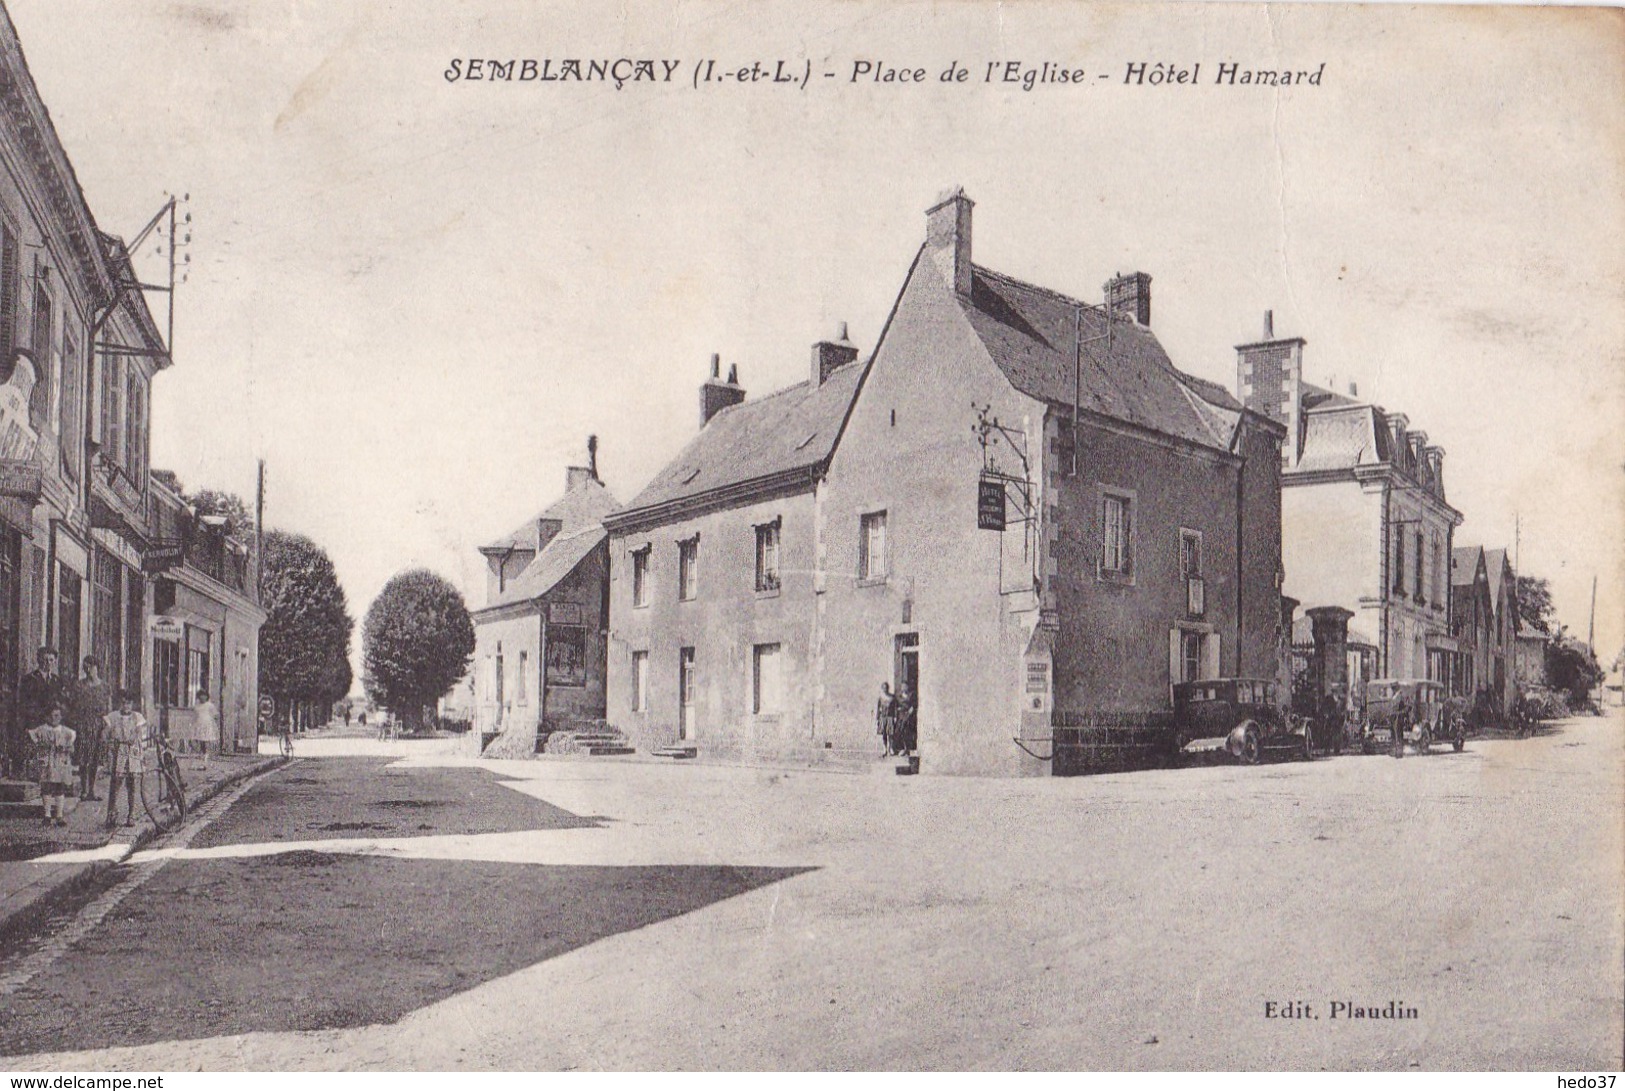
1360, 678, 1464, 755
1170, 678, 1312, 765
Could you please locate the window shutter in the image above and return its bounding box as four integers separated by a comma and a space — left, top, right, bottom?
1202, 633, 1221, 679
1168, 629, 1181, 689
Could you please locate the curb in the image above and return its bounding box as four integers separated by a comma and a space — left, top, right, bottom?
0, 756, 287, 950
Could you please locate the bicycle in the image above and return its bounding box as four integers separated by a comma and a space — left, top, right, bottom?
279, 724, 295, 759
139, 733, 188, 830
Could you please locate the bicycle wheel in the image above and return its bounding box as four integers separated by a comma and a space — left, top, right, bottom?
280, 732, 294, 758
138, 767, 184, 829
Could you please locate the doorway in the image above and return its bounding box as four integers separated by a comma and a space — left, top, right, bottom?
894, 633, 919, 753
677, 646, 695, 741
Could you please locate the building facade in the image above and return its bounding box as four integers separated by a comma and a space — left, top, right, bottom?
471, 457, 615, 754
1450, 545, 1493, 702
605, 191, 1285, 776
1236, 321, 1463, 699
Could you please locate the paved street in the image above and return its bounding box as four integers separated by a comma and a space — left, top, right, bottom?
0, 712, 1618, 1071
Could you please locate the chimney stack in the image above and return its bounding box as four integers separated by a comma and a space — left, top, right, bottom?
700, 356, 745, 427
925, 187, 974, 298
1235, 311, 1307, 467
587, 434, 599, 480
811, 321, 859, 387
1106, 272, 1152, 327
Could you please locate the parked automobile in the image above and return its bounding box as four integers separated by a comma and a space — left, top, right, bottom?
1171, 678, 1312, 765
1361, 679, 1462, 755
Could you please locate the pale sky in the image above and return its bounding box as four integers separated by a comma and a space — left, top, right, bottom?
8, 1, 1622, 666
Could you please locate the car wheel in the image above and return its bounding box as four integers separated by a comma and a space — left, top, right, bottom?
1240, 724, 1261, 765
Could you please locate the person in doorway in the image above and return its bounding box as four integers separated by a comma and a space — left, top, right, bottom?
104, 691, 148, 828
29, 705, 75, 827
875, 683, 896, 755
193, 688, 218, 767
69, 656, 112, 801
14, 648, 61, 780
894, 683, 917, 755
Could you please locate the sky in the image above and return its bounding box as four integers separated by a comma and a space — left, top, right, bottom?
6, 1, 1622, 669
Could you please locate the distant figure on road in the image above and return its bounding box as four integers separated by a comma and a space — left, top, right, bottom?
29, 705, 75, 828
104, 691, 149, 828
193, 688, 219, 766
69, 656, 111, 801
876, 683, 896, 755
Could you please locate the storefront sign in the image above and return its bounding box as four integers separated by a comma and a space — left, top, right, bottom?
0, 460, 42, 501
548, 602, 583, 625
150, 616, 184, 641
143, 540, 185, 573
977, 477, 1006, 531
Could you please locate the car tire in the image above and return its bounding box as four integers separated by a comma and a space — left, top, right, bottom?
1240, 724, 1261, 765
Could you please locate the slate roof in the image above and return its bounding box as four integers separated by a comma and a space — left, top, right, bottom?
960, 266, 1242, 451
614, 360, 865, 516
481, 478, 616, 553
1484, 548, 1512, 611
1451, 545, 1485, 589
481, 524, 607, 611
1295, 405, 1385, 473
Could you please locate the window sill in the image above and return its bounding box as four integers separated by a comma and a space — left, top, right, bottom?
857, 576, 888, 588
753, 713, 782, 721
1096, 571, 1136, 588
755, 587, 781, 599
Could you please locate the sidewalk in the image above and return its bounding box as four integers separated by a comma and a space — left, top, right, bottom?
0, 752, 283, 946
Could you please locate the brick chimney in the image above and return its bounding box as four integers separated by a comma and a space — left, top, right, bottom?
925, 187, 974, 298
565, 434, 600, 492
1235, 310, 1307, 467
700, 353, 745, 427
1106, 272, 1152, 326
811, 322, 859, 387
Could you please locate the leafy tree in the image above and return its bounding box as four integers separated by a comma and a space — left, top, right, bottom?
1516, 575, 1554, 634
1545, 633, 1603, 708
151, 468, 184, 495
362, 568, 475, 733
260, 530, 354, 720
189, 488, 254, 543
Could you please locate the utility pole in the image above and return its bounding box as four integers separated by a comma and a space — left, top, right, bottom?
255, 459, 266, 603
1588, 574, 1597, 652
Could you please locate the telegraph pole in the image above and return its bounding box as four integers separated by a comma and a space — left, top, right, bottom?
255, 459, 266, 603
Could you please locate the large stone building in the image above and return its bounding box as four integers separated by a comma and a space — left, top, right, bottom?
603, 190, 1285, 776
1236, 318, 1462, 699
470, 448, 616, 754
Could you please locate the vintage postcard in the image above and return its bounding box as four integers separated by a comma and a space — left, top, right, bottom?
0, 0, 1617, 1076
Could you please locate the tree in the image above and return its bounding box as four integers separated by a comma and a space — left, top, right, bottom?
362, 568, 474, 733
1545, 634, 1603, 709
189, 487, 254, 543
1516, 575, 1554, 635
260, 530, 354, 725
151, 468, 184, 495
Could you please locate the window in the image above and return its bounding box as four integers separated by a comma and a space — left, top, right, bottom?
755, 521, 781, 593
516, 651, 528, 704
0, 220, 16, 370
1391, 527, 1406, 596
678, 537, 698, 601
127, 375, 148, 484
495, 645, 505, 707
1433, 538, 1444, 608
1101, 492, 1133, 578
630, 650, 648, 712
1181, 631, 1203, 683
92, 547, 121, 683
631, 547, 650, 607
61, 329, 80, 479
1414, 530, 1425, 602
123, 572, 144, 695
29, 286, 50, 425
753, 643, 782, 715
1180, 529, 1202, 579
102, 355, 125, 470
56, 567, 82, 675
153, 635, 181, 708
185, 624, 210, 708
859, 511, 888, 581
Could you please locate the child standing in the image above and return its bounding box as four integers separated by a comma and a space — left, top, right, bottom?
103, 691, 148, 828
29, 706, 76, 828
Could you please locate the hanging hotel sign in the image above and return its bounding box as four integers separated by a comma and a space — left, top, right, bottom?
143, 540, 185, 574
0, 355, 40, 465
977, 476, 1006, 531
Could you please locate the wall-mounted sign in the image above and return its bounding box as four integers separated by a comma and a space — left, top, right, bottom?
0, 356, 39, 463
548, 602, 583, 625
1025, 660, 1050, 695
546, 624, 587, 687
151, 616, 184, 641
0, 460, 42, 501
143, 541, 185, 574
977, 477, 1006, 531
